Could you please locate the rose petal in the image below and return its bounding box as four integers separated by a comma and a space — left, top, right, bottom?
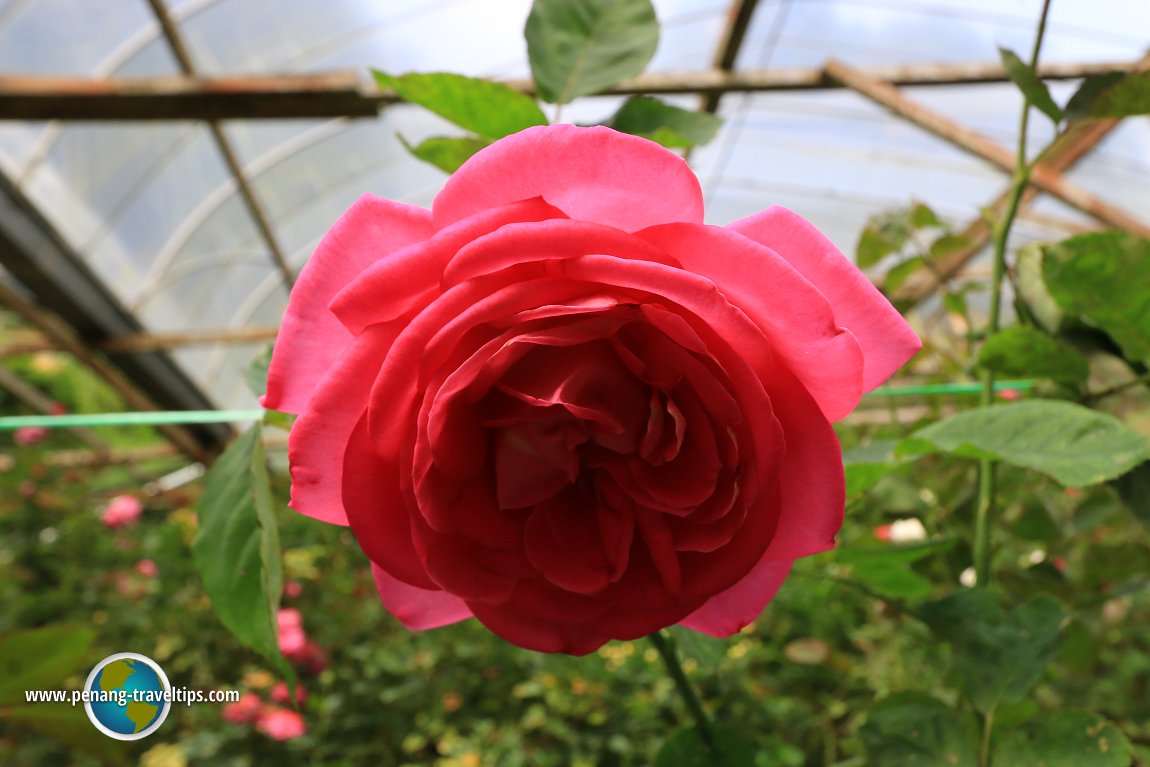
265, 195, 432, 413
761, 368, 845, 561
638, 222, 866, 422
727, 206, 921, 392
371, 563, 472, 630
677, 558, 793, 637
343, 417, 439, 590
331, 197, 567, 336
287, 322, 400, 525
433, 125, 704, 233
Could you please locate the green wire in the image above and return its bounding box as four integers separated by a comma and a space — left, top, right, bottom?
0, 409, 266, 429
868, 379, 1035, 397
0, 381, 1038, 431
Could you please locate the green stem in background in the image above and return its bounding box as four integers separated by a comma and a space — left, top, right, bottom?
979, 705, 997, 767
648, 630, 715, 751
972, 0, 1054, 591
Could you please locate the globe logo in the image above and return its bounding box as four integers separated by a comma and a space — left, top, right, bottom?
82, 653, 171, 740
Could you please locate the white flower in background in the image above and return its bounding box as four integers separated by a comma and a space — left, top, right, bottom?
888, 518, 927, 543
959, 567, 977, 588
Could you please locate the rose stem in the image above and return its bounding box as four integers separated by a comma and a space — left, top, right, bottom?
647, 630, 716, 751
972, 0, 1053, 591
973, 3, 1052, 766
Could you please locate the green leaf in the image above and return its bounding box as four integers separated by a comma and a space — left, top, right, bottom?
978, 326, 1090, 384
373, 71, 547, 139
243, 345, 273, 399
1011, 499, 1062, 542
835, 539, 954, 600
609, 96, 722, 148
919, 591, 1065, 713
399, 134, 491, 174
999, 46, 1063, 123
910, 202, 941, 229
1017, 243, 1066, 334
525, 0, 659, 104
1112, 460, 1150, 527
667, 626, 726, 668
930, 234, 971, 260
1043, 231, 1150, 363
993, 710, 1133, 767
843, 439, 901, 496
0, 705, 128, 765
861, 692, 979, 767
193, 424, 286, 672
0, 626, 94, 705
904, 400, 1150, 487
885, 256, 926, 293
654, 726, 757, 767
1064, 71, 1128, 120
856, 224, 897, 268
1081, 70, 1150, 119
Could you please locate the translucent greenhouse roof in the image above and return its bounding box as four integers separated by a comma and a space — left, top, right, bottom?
0, 0, 1148, 434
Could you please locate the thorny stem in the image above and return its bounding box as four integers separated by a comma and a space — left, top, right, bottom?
972, 0, 1054, 592
647, 630, 716, 751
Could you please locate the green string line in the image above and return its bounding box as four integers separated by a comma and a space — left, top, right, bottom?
0, 380, 1037, 430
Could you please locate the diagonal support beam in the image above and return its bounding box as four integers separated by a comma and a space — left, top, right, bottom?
824, 58, 1150, 243
145, 0, 296, 291
700, 0, 762, 113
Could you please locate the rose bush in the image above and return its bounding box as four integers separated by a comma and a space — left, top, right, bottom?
265, 124, 919, 654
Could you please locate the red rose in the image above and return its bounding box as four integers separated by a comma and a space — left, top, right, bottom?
265, 125, 919, 654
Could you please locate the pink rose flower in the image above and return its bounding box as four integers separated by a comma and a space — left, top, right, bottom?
135, 559, 159, 578
265, 125, 920, 654
101, 495, 143, 529
256, 707, 307, 741
276, 609, 308, 656
13, 426, 49, 446
222, 692, 263, 725
270, 681, 307, 705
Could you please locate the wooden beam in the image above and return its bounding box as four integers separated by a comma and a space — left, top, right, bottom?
824, 58, 1150, 242
701, 0, 762, 113
100, 325, 279, 353
0, 59, 1137, 121
145, 0, 296, 290
3, 325, 279, 355
0, 71, 375, 121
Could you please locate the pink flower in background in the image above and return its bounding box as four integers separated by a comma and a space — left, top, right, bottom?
996, 388, 1022, 401
13, 426, 49, 446
256, 707, 307, 741
270, 681, 307, 705
101, 496, 143, 529
265, 124, 920, 654
283, 580, 303, 599
135, 559, 158, 578
222, 692, 263, 725
18, 480, 37, 497
276, 609, 307, 656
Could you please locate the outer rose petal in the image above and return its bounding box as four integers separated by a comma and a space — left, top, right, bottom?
638, 222, 866, 422
287, 323, 399, 526
265, 195, 432, 413
727, 206, 922, 392
760, 369, 845, 560
433, 125, 704, 233
371, 564, 472, 630
677, 558, 793, 637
